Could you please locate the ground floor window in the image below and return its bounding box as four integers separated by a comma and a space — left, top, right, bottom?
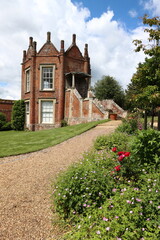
39, 99, 56, 124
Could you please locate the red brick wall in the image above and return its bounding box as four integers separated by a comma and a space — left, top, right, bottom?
83, 100, 89, 117
72, 94, 80, 117
92, 103, 104, 118
0, 100, 15, 122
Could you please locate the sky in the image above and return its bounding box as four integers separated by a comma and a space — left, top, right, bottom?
0, 0, 160, 100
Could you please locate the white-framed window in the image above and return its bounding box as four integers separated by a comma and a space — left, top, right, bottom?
40, 65, 55, 90
39, 99, 56, 124
25, 68, 30, 92
25, 101, 30, 127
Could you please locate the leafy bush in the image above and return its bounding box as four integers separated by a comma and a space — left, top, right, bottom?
131, 129, 160, 171
1, 121, 12, 131
11, 100, 25, 130
116, 118, 140, 134
52, 150, 116, 219
0, 112, 7, 130
61, 119, 68, 127
94, 132, 131, 151
63, 172, 160, 240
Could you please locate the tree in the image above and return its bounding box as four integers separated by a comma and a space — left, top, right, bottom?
93, 75, 125, 107
0, 112, 6, 130
11, 100, 25, 131
126, 15, 160, 129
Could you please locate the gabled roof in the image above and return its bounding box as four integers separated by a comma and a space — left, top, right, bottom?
38, 42, 59, 56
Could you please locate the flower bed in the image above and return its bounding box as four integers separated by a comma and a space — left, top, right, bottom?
51, 129, 160, 239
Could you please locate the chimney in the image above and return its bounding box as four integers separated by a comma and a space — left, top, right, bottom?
72, 34, 76, 45
29, 37, 33, 47
84, 44, 89, 58
33, 41, 37, 55
60, 40, 65, 53
47, 32, 51, 43
23, 50, 26, 62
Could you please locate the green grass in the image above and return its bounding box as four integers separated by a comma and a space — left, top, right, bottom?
0, 120, 108, 158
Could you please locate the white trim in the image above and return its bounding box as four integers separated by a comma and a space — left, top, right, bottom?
38, 99, 56, 124
40, 65, 55, 91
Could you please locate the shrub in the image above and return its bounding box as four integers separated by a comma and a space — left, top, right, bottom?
63, 172, 160, 240
1, 121, 12, 131
131, 129, 160, 171
116, 118, 140, 134
61, 119, 68, 127
94, 132, 131, 151
11, 100, 25, 130
52, 150, 116, 219
0, 112, 6, 130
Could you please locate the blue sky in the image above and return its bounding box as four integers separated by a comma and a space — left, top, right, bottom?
0, 0, 159, 99
72, 0, 151, 29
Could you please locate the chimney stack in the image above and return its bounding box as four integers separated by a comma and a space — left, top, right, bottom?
60, 40, 65, 53
29, 37, 33, 47
47, 32, 51, 43
72, 34, 76, 45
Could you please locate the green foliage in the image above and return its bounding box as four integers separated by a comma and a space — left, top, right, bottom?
61, 119, 68, 127
116, 117, 142, 134
1, 122, 12, 131
131, 129, 160, 171
93, 75, 125, 107
52, 150, 115, 219
63, 172, 160, 240
94, 132, 131, 151
126, 15, 160, 111
11, 100, 25, 131
0, 112, 6, 130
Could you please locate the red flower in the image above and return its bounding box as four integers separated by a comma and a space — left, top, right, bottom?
114, 165, 121, 171
112, 147, 117, 152
118, 154, 125, 161
124, 152, 130, 157
118, 151, 125, 156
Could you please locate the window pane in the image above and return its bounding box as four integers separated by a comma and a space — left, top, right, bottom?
41, 101, 53, 123
42, 67, 53, 90
26, 70, 30, 92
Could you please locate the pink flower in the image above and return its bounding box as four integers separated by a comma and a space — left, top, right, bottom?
96, 230, 101, 234
112, 147, 117, 152
106, 227, 110, 231
118, 154, 125, 161
136, 198, 141, 202
103, 217, 108, 221
112, 188, 117, 192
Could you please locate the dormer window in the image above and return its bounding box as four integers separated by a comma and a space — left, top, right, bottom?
40, 65, 55, 90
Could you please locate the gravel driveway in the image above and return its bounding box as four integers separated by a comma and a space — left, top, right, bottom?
0, 120, 121, 240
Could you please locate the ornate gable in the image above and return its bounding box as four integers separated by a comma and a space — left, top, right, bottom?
38, 42, 59, 56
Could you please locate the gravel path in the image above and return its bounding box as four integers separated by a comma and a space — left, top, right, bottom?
0, 120, 121, 240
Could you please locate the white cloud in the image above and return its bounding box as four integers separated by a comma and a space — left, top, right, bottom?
142, 0, 160, 15
0, 0, 150, 100
128, 9, 138, 18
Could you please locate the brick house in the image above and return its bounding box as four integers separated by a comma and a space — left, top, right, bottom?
21, 32, 126, 131
0, 99, 15, 122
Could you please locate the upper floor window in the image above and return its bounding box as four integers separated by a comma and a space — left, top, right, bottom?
40, 65, 55, 90
25, 68, 30, 92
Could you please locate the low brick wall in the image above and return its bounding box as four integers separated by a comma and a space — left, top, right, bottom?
0, 99, 15, 122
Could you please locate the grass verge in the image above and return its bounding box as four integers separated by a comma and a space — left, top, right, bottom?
0, 119, 108, 158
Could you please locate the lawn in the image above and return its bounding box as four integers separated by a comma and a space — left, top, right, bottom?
0, 120, 108, 158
